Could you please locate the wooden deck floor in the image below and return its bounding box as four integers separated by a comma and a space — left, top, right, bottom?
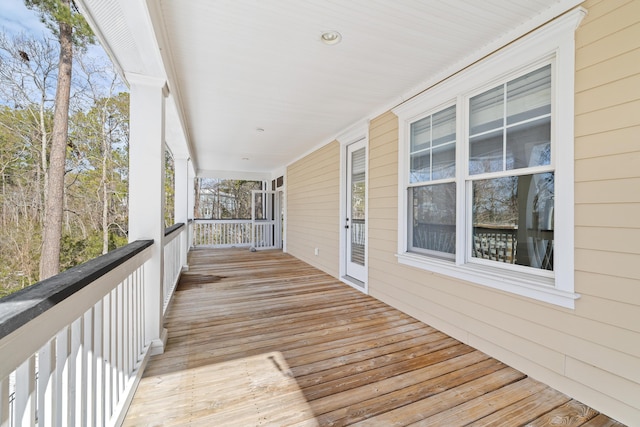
123, 248, 624, 426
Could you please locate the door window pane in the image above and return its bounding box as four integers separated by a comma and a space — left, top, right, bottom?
351, 147, 366, 265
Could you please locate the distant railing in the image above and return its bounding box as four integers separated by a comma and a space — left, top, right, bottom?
351, 219, 365, 245
350, 219, 366, 265
412, 223, 456, 254
193, 219, 252, 248
0, 240, 153, 427
473, 225, 518, 264
163, 223, 186, 314
412, 222, 552, 268
412, 222, 518, 264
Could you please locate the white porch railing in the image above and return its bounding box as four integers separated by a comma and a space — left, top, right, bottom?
187, 219, 194, 252
163, 223, 187, 314
193, 219, 252, 248
252, 220, 278, 250
0, 240, 153, 427
0, 224, 187, 427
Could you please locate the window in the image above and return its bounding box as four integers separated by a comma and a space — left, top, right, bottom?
393, 9, 585, 308
409, 105, 457, 258
468, 65, 554, 273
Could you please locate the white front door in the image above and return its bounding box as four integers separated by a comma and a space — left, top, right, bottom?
345, 140, 367, 285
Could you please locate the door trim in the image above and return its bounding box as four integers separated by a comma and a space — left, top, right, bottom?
338, 128, 368, 293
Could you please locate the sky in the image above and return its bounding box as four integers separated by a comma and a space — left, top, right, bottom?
0, 0, 47, 36
0, 0, 112, 64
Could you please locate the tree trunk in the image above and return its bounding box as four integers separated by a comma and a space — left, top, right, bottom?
39, 93, 48, 213
194, 178, 201, 218
39, 9, 73, 280
102, 127, 110, 255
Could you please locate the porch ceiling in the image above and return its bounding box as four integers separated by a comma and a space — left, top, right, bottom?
77, 0, 582, 177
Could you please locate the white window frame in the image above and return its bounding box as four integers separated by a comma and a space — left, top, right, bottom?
393, 9, 586, 309
407, 102, 457, 259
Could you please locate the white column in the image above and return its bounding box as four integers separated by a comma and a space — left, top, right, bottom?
174, 157, 189, 269
127, 73, 167, 355
174, 157, 189, 226
187, 161, 195, 249
187, 163, 195, 218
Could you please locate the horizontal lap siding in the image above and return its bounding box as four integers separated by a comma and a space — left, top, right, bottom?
287, 141, 340, 277
571, 1, 640, 422
366, 1, 640, 424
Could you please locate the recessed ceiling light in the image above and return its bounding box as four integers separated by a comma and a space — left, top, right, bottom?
320, 31, 342, 45
256, 127, 264, 132
242, 157, 249, 161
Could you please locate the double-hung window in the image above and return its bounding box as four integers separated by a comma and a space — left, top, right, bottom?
468, 64, 554, 273
409, 105, 457, 259
394, 9, 585, 308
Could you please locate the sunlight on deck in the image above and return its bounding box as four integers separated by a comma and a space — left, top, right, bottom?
124, 351, 318, 426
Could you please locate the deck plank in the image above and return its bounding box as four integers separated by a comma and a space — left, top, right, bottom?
525, 400, 599, 426
123, 248, 624, 426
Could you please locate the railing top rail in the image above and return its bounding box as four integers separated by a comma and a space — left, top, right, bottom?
164, 222, 186, 237
194, 218, 252, 223
0, 239, 153, 340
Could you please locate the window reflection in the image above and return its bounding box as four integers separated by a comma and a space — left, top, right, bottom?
410, 183, 456, 257
469, 65, 551, 175
472, 173, 554, 270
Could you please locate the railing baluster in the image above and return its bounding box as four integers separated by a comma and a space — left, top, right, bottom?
105, 290, 114, 419
128, 277, 134, 370
55, 328, 69, 427
83, 309, 94, 427
94, 300, 103, 427
37, 340, 55, 426
0, 375, 9, 427
123, 279, 130, 385
109, 288, 120, 404
70, 317, 83, 427
139, 265, 146, 357
13, 355, 36, 426
133, 273, 140, 363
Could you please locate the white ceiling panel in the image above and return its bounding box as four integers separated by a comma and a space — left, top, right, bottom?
78, 0, 583, 177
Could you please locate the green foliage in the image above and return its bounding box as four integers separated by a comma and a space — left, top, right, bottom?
24, 0, 95, 48
165, 150, 175, 227
59, 230, 127, 271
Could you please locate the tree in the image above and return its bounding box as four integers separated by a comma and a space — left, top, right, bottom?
0, 32, 58, 218
0, 107, 44, 296
0, 27, 129, 297
65, 91, 129, 261
69, 55, 128, 254
25, 0, 95, 279
165, 150, 175, 227
194, 178, 262, 219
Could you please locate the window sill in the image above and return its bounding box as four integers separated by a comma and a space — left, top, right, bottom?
396, 252, 579, 309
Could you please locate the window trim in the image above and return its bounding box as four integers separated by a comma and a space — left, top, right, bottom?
393, 8, 586, 309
